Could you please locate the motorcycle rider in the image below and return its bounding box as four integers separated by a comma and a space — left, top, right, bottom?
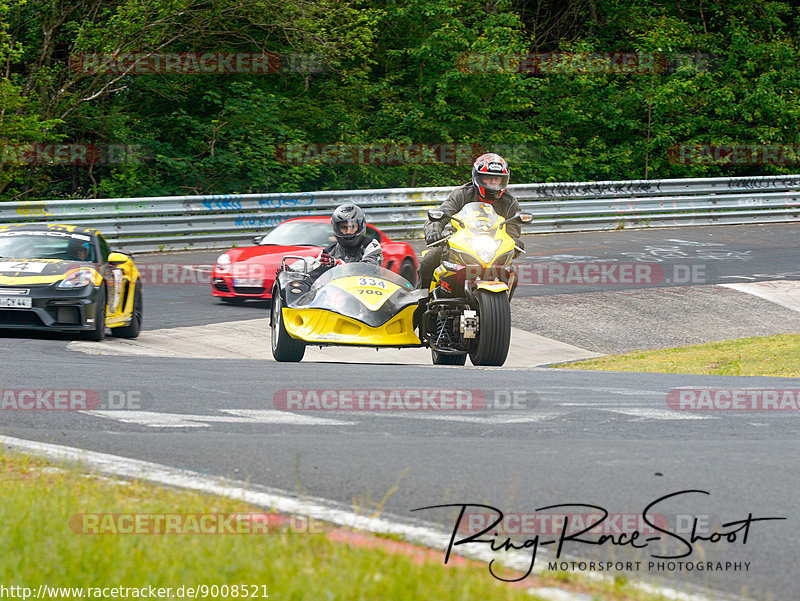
417, 152, 523, 290
291, 203, 382, 279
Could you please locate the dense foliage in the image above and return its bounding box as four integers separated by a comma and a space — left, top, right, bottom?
1, 0, 799, 200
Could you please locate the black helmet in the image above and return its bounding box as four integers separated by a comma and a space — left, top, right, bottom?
331, 203, 367, 248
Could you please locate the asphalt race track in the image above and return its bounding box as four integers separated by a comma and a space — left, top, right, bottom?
2, 223, 799, 601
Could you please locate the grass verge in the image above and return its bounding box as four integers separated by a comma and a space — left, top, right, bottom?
2, 447, 744, 601
557, 333, 800, 377
0, 449, 608, 601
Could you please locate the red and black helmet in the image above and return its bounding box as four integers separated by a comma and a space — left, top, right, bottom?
472, 153, 510, 202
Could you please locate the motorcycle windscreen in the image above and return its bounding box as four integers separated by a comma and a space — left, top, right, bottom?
454, 202, 502, 235
291, 263, 422, 328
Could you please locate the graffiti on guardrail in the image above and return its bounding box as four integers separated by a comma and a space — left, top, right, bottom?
201, 197, 242, 211
726, 177, 800, 190
257, 193, 314, 208
533, 181, 663, 198
15, 202, 55, 217
197, 193, 315, 211
233, 211, 315, 228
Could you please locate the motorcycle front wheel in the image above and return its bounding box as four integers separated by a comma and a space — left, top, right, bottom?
469, 289, 511, 366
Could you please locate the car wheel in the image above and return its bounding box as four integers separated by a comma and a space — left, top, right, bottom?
83, 286, 107, 342
399, 259, 417, 286
112, 280, 142, 339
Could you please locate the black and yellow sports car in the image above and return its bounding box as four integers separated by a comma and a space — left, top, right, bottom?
0, 223, 142, 340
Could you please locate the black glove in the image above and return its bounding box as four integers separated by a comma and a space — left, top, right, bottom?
425, 231, 442, 246
516, 240, 524, 251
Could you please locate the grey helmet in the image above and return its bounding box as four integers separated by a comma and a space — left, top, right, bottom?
331, 203, 366, 248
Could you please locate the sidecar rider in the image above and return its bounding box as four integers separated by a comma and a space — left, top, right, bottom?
417, 152, 524, 290
290, 203, 383, 280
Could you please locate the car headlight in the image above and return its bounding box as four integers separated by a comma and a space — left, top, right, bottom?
58, 268, 98, 288
215, 253, 231, 273
472, 235, 502, 264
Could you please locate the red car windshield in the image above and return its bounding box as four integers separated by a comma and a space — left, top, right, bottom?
258, 221, 334, 247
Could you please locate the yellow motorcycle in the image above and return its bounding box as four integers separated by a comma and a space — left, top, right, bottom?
422, 202, 531, 366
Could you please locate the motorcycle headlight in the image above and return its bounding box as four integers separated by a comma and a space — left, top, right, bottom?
472, 235, 501, 264
58, 268, 98, 289
215, 253, 231, 273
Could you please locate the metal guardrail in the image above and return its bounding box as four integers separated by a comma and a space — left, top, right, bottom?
1, 174, 798, 252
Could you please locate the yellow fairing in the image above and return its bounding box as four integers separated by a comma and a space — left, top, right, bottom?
330, 276, 401, 311
282, 305, 421, 346
447, 229, 516, 268
476, 281, 509, 293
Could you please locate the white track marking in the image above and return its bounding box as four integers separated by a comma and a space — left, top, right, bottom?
720, 280, 800, 314
604, 408, 714, 421
547, 386, 663, 397
81, 409, 356, 428
83, 407, 716, 428
393, 412, 565, 424
0, 435, 738, 601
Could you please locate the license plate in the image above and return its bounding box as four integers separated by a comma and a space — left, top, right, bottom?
234, 278, 262, 287
0, 296, 32, 308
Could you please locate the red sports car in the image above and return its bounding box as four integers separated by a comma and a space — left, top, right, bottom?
211, 216, 419, 302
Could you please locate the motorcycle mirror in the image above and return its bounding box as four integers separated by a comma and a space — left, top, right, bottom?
427, 209, 446, 221
500, 211, 533, 227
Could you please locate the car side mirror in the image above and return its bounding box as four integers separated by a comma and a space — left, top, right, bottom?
253, 234, 264, 245
108, 251, 129, 265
